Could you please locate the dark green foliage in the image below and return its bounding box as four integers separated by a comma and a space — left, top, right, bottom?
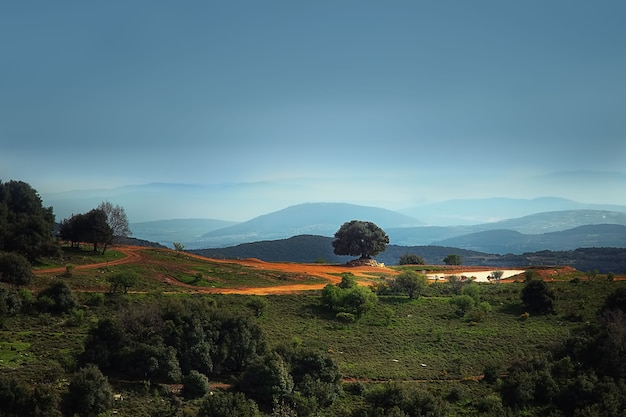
279, 346, 342, 409
80, 318, 126, 371
64, 364, 113, 417
338, 273, 358, 289
332, 220, 389, 259
360, 383, 448, 417
322, 283, 378, 319
197, 391, 260, 417
80, 299, 266, 383
0, 251, 33, 286
0, 180, 57, 262
37, 281, 75, 314
0, 375, 61, 417
59, 208, 113, 253
521, 280, 555, 314
498, 289, 626, 415
181, 370, 210, 399
107, 271, 139, 293
247, 296, 268, 317
600, 287, 626, 314
449, 294, 475, 315
391, 270, 428, 299
237, 352, 294, 409
443, 254, 463, 265
399, 253, 425, 265
0, 288, 23, 317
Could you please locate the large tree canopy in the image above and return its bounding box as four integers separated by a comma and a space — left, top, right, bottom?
0, 180, 57, 262
332, 220, 389, 259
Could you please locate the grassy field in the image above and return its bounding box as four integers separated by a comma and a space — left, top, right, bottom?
3, 245, 625, 416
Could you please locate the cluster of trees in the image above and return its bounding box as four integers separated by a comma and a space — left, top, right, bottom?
59, 201, 130, 254
79, 297, 342, 415
0, 180, 58, 262
81, 298, 264, 382
0, 180, 131, 286
492, 287, 626, 415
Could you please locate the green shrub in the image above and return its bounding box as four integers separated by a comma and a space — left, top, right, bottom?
37, 282, 75, 314
182, 370, 210, 399
450, 295, 475, 315
336, 312, 356, 322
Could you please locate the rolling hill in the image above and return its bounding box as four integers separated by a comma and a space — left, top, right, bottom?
386, 210, 626, 247
190, 202, 421, 249
434, 224, 626, 254
189, 234, 626, 273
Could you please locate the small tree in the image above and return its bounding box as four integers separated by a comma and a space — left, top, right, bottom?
332, 220, 389, 260
65, 364, 113, 417
443, 254, 463, 266
173, 242, 185, 256
492, 270, 504, 284
521, 279, 555, 315
392, 270, 429, 299
37, 281, 76, 314
108, 272, 139, 294
0, 252, 33, 286
182, 370, 210, 399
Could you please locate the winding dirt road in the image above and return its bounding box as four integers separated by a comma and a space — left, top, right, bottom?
35, 246, 397, 295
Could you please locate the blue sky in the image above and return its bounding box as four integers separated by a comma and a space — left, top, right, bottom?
1, 1, 625, 221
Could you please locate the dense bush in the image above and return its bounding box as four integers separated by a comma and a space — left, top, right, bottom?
321, 282, 378, 319
399, 253, 425, 265
521, 279, 555, 314
197, 391, 260, 417
0, 251, 33, 286
64, 364, 113, 417
181, 370, 210, 399
81, 298, 266, 383
37, 281, 76, 314
0, 375, 61, 417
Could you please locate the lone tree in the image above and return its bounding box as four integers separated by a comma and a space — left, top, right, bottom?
332, 220, 389, 260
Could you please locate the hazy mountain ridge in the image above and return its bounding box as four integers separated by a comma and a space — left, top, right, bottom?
400, 196, 626, 225
127, 202, 626, 253
435, 224, 626, 254
387, 210, 626, 247
130, 219, 238, 247
192, 203, 421, 249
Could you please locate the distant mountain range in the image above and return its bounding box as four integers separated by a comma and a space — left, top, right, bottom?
399, 196, 626, 225
129, 201, 626, 254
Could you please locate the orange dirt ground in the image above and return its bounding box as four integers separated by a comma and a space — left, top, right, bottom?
36, 245, 604, 294
35, 245, 399, 295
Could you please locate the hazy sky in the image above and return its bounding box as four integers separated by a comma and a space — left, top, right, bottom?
2, 1, 625, 221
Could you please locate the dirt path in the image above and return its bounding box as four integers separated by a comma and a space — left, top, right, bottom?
36, 246, 600, 295
34, 246, 142, 275
35, 246, 397, 295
